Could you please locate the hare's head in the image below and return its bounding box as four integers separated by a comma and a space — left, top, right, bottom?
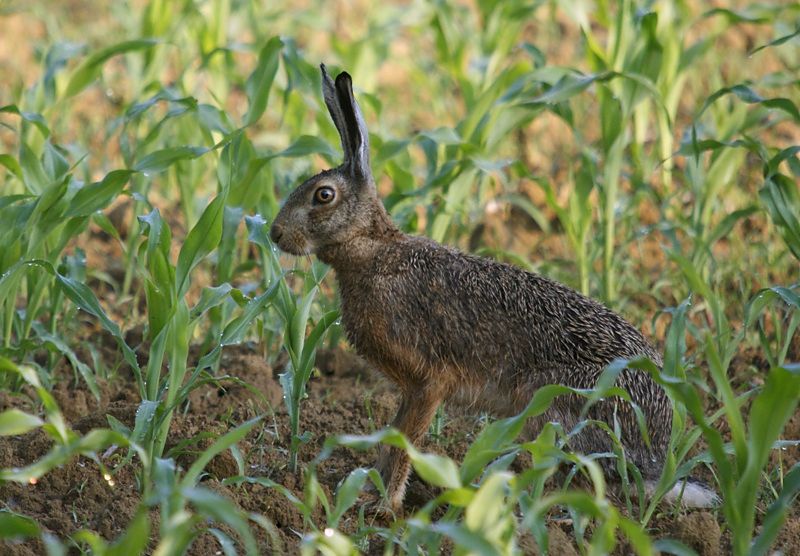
270, 65, 392, 263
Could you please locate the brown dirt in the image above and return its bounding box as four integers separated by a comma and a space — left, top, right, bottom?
3, 328, 799, 555
773, 518, 800, 556
674, 512, 722, 556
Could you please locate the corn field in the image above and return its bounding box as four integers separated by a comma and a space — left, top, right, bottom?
1, 1, 799, 554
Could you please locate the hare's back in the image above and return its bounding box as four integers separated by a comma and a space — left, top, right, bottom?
354, 236, 660, 374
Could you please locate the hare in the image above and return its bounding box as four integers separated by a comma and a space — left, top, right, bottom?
270, 65, 718, 511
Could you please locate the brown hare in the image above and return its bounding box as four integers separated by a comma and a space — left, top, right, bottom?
270, 65, 718, 512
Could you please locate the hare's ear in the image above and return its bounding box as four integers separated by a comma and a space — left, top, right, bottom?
333, 70, 372, 182
320, 64, 357, 168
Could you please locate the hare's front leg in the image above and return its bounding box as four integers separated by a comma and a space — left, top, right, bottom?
376, 384, 445, 512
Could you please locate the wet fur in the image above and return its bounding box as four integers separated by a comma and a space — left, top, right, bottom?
271, 66, 715, 511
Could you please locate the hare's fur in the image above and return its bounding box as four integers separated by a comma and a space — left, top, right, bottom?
270, 66, 717, 511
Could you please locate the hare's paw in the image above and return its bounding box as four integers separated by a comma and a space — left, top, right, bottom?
357, 488, 402, 523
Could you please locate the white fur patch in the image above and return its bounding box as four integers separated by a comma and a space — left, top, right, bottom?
646, 480, 721, 508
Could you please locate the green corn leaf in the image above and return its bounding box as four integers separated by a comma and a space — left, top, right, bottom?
183, 487, 259, 556
765, 146, 800, 178
461, 384, 575, 485
301, 528, 356, 556
651, 539, 697, 556
0, 153, 23, 180
106, 414, 131, 437
32, 322, 101, 400
42, 532, 68, 556
194, 281, 281, 372
208, 529, 237, 556
181, 416, 262, 488
374, 138, 411, 167
143, 326, 168, 401
298, 309, 340, 378
407, 446, 461, 489
219, 133, 271, 209
19, 142, 50, 194
745, 286, 800, 328
288, 286, 318, 358
133, 145, 210, 175
197, 103, 233, 134
522, 71, 613, 105
498, 192, 551, 234
131, 400, 160, 445
705, 337, 747, 467
26, 177, 70, 251
321, 429, 405, 456
0, 408, 44, 436
760, 174, 800, 260
429, 522, 498, 556
0, 357, 42, 387
599, 86, 623, 151
278, 363, 296, 429
190, 283, 234, 321
245, 213, 270, 248
50, 266, 141, 377
63, 39, 159, 100
152, 513, 201, 556
138, 208, 165, 254
277, 135, 340, 159
0, 429, 130, 483
698, 84, 800, 122
42, 141, 70, 182
418, 126, 463, 146
751, 462, 800, 556
151, 457, 177, 505
0, 105, 50, 137
707, 207, 758, 247
144, 278, 173, 341
0, 511, 40, 540
617, 518, 656, 555
176, 192, 226, 298
71, 530, 108, 554
704, 6, 781, 24
138, 209, 175, 337
736, 367, 800, 518
750, 26, 800, 56
218, 205, 243, 282
225, 476, 310, 514
91, 212, 123, 244
244, 37, 283, 126
106, 510, 150, 556
329, 468, 370, 527
460, 413, 528, 484
675, 137, 761, 158
464, 471, 513, 538
662, 297, 691, 379
65, 169, 133, 217
219, 281, 281, 347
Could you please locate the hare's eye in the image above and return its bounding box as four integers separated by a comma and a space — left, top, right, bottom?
314, 186, 335, 204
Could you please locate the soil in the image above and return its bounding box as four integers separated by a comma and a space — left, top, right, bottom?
2, 326, 799, 555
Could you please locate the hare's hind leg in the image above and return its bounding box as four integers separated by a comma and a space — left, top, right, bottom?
376, 381, 447, 511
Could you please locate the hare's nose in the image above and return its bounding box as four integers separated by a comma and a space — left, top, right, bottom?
270, 222, 284, 244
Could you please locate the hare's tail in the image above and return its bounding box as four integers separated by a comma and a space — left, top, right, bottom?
645, 479, 720, 508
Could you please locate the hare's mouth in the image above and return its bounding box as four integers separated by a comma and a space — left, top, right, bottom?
276, 242, 306, 256
275, 236, 312, 257
270, 222, 313, 256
